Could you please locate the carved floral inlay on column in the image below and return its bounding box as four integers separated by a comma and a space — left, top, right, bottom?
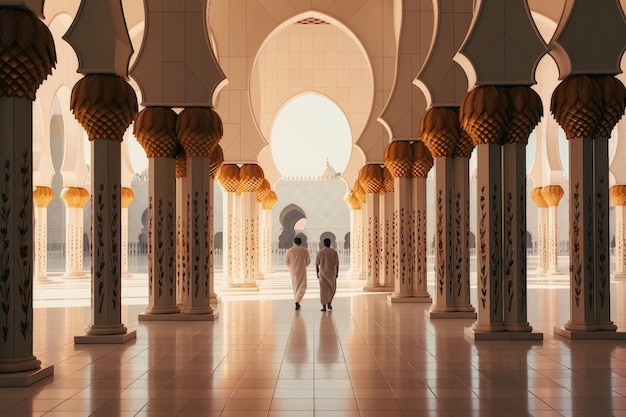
156, 198, 165, 297
0, 159, 10, 342
192, 191, 200, 297
416, 209, 425, 288
520, 189, 527, 311
490, 184, 501, 314
597, 176, 607, 308
446, 190, 453, 293
455, 191, 463, 298
479, 185, 487, 308
436, 189, 444, 295
148, 196, 153, 294
203, 191, 209, 298
0, 153, 33, 341
572, 182, 582, 307
505, 191, 514, 312
167, 201, 175, 297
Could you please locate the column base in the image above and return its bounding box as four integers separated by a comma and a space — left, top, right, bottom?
122, 271, 133, 278
142, 305, 181, 315
221, 284, 259, 292
554, 326, 626, 340
62, 272, 88, 279
181, 305, 214, 315
546, 269, 563, 275
471, 322, 507, 332
389, 293, 432, 303
426, 310, 477, 319
140, 311, 219, 321
0, 364, 53, 387
349, 272, 366, 281
75, 329, 137, 344
362, 285, 391, 292
0, 356, 41, 373
612, 272, 626, 279
563, 320, 600, 332
465, 327, 543, 341
504, 322, 534, 332
36, 275, 52, 283
534, 267, 547, 275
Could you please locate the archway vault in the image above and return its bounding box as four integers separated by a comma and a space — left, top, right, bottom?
248, 11, 376, 185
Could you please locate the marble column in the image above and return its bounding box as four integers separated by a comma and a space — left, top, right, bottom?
552, 75, 624, 337
359, 164, 383, 291
542, 185, 564, 275
611, 185, 626, 278
531, 187, 549, 274
429, 157, 455, 313
413, 141, 433, 302
70, 75, 137, 344
453, 155, 474, 314
120, 187, 134, 278
259, 190, 278, 274
176, 155, 187, 305
33, 186, 53, 283
379, 172, 395, 291
0, 97, 53, 384
134, 106, 180, 317
412, 174, 431, 301
239, 191, 260, 289
217, 164, 241, 288
61, 187, 89, 279
0, 5, 55, 385
256, 179, 272, 276
346, 193, 362, 278
176, 107, 221, 319
502, 141, 532, 332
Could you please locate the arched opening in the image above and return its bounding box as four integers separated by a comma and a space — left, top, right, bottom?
278, 204, 307, 249
271, 93, 351, 177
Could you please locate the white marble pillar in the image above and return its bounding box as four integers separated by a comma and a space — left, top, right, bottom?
180, 156, 216, 317
531, 188, 549, 274
259, 208, 274, 274
413, 176, 431, 301
176, 159, 187, 305
390, 177, 416, 301
593, 137, 615, 331
611, 187, 626, 278
62, 188, 89, 279
0, 96, 52, 383
472, 143, 506, 332
429, 158, 455, 313
120, 187, 134, 278
76, 138, 134, 342
502, 142, 532, 332
143, 158, 179, 315
542, 185, 564, 275
564, 137, 599, 332
239, 192, 260, 289
33, 187, 53, 283
348, 205, 361, 278
363, 192, 381, 291
453, 157, 474, 313
379, 191, 395, 290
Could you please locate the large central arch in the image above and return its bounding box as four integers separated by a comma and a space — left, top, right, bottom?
251, 12, 372, 185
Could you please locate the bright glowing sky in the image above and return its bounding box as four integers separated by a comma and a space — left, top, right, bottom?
124, 93, 353, 178
271, 94, 352, 177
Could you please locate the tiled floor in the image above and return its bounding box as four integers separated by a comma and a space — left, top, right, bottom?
2, 267, 626, 416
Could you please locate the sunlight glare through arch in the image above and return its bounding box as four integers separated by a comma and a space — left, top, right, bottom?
271, 94, 351, 177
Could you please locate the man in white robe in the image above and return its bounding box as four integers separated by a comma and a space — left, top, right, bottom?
285, 237, 310, 310
316, 238, 339, 311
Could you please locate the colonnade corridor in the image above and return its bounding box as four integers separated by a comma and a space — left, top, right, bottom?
0, 266, 625, 416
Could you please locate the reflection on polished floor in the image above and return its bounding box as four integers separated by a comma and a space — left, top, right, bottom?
2, 267, 626, 417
